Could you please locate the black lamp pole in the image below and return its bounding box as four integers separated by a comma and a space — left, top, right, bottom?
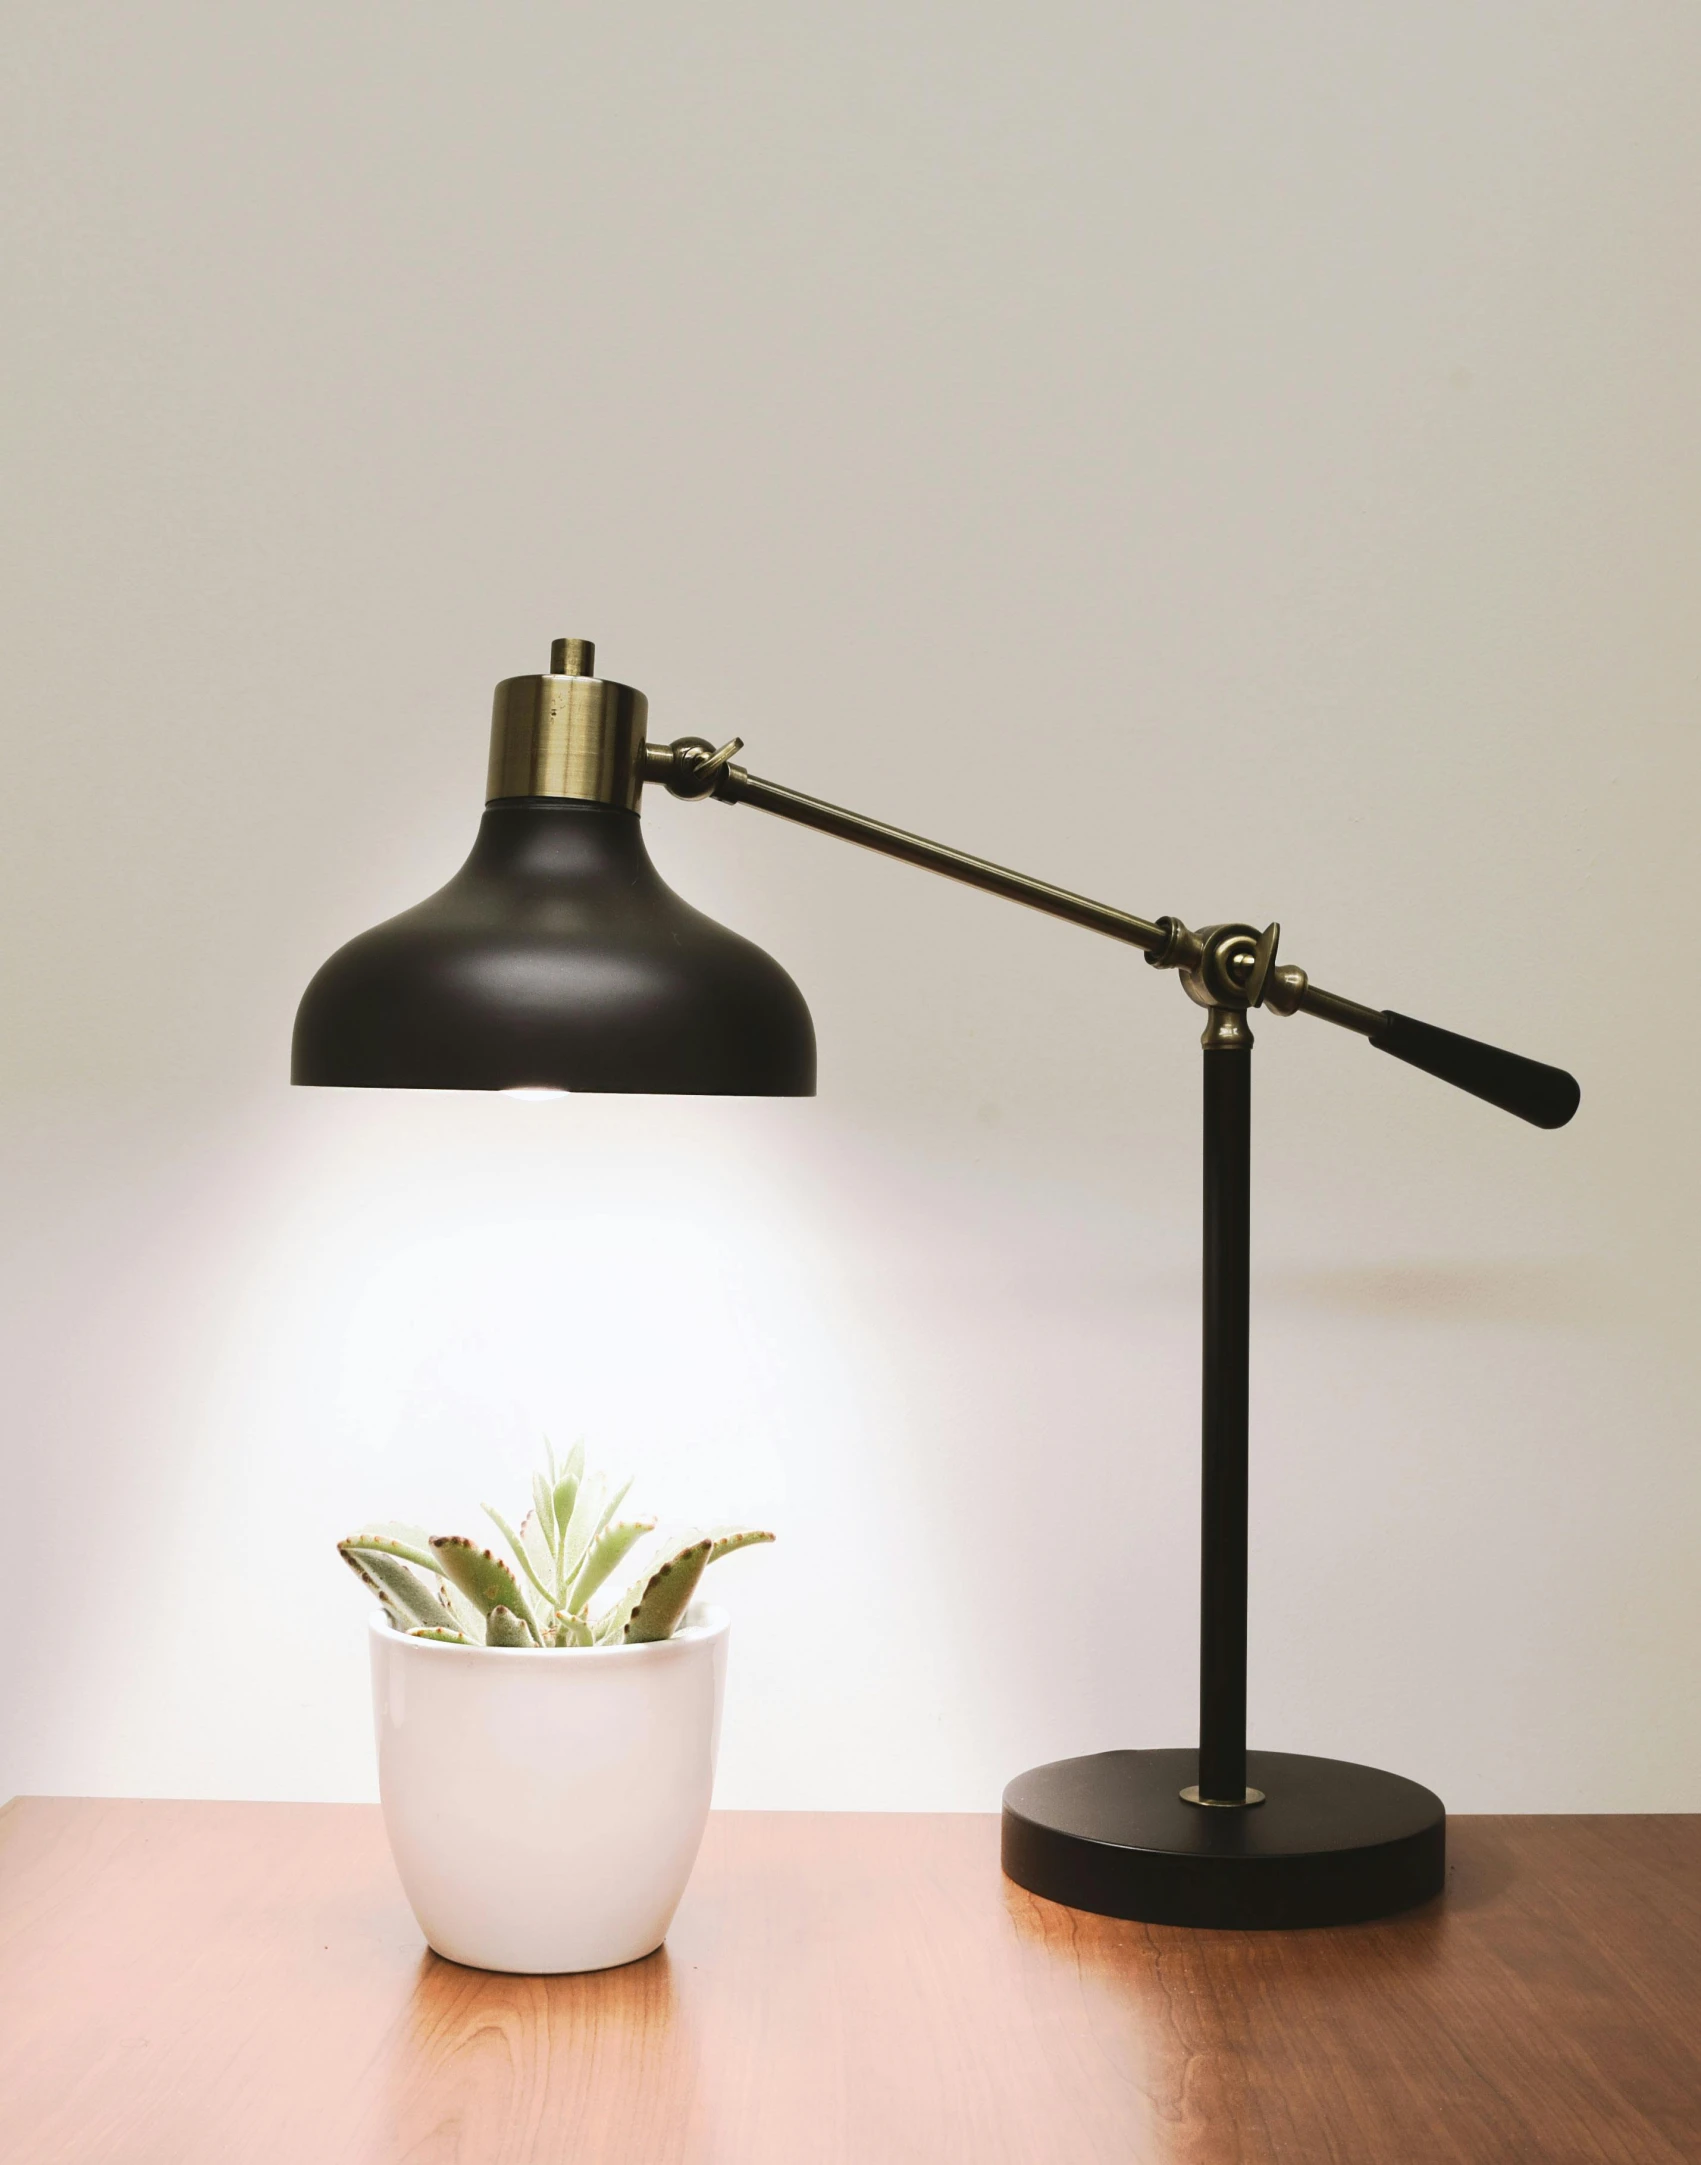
295, 638, 1581, 1930
1198, 1012, 1253, 1810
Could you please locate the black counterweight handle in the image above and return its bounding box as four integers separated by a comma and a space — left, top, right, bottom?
1369, 1012, 1580, 1129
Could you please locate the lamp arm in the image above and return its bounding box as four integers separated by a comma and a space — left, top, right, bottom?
670, 751, 1169, 952
642, 736, 1579, 1129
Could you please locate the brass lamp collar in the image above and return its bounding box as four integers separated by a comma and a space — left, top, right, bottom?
486, 636, 649, 810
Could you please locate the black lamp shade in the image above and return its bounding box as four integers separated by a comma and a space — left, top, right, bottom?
291, 800, 816, 1094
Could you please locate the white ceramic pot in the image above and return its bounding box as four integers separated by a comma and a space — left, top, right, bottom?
368, 1602, 729, 1973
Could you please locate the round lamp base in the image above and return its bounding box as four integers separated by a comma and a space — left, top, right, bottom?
1002, 1749, 1445, 1929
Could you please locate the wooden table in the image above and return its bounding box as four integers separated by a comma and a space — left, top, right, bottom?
1, 1798, 1697, 2163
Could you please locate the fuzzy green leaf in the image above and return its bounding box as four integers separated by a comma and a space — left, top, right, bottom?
557, 1470, 605, 1581
565, 1517, 654, 1612
704, 1528, 777, 1569
339, 1542, 458, 1631
562, 1474, 635, 1598
621, 1538, 713, 1645
551, 1609, 593, 1648
481, 1504, 555, 1607
484, 1605, 533, 1649
435, 1578, 484, 1640
431, 1536, 538, 1635
590, 1475, 634, 1552
531, 1471, 558, 1559
518, 1509, 557, 1596
406, 1625, 470, 1644
340, 1546, 405, 1626
551, 1441, 586, 1552
343, 1524, 439, 1574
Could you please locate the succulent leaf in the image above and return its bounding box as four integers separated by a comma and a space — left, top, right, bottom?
562, 1473, 635, 1592
339, 1542, 458, 1631
621, 1538, 714, 1644
481, 1504, 555, 1606
426, 1579, 475, 1641
518, 1508, 557, 1594
484, 1605, 534, 1649
531, 1471, 558, 1559
407, 1625, 470, 1644
552, 1440, 586, 1549
340, 1546, 406, 1627
705, 1528, 777, 1569
343, 1524, 440, 1574
551, 1609, 593, 1648
431, 1535, 538, 1635
565, 1516, 654, 1611
558, 1471, 606, 1577
590, 1476, 635, 1552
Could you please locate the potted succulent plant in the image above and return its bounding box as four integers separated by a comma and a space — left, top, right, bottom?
340, 1442, 772, 1975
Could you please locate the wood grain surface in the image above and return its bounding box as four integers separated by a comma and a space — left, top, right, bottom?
1, 1798, 1697, 2163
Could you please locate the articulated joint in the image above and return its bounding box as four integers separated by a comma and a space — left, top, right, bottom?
1145, 917, 1281, 1011
642, 735, 747, 800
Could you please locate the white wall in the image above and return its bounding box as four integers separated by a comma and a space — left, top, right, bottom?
2, 2, 1695, 1813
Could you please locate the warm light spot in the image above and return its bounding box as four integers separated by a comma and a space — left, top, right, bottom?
502, 1087, 569, 1100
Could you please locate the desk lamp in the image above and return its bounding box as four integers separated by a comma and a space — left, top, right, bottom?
295, 637, 1579, 1929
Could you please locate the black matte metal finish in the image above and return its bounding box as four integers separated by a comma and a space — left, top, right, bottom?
1199, 1037, 1251, 1803
292, 801, 816, 1094
1003, 1750, 1446, 1928
1371, 1011, 1580, 1128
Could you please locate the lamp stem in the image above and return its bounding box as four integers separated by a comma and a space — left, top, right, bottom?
1198, 1007, 1252, 1804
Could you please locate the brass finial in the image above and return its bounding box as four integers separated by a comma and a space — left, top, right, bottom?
550, 636, 596, 677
